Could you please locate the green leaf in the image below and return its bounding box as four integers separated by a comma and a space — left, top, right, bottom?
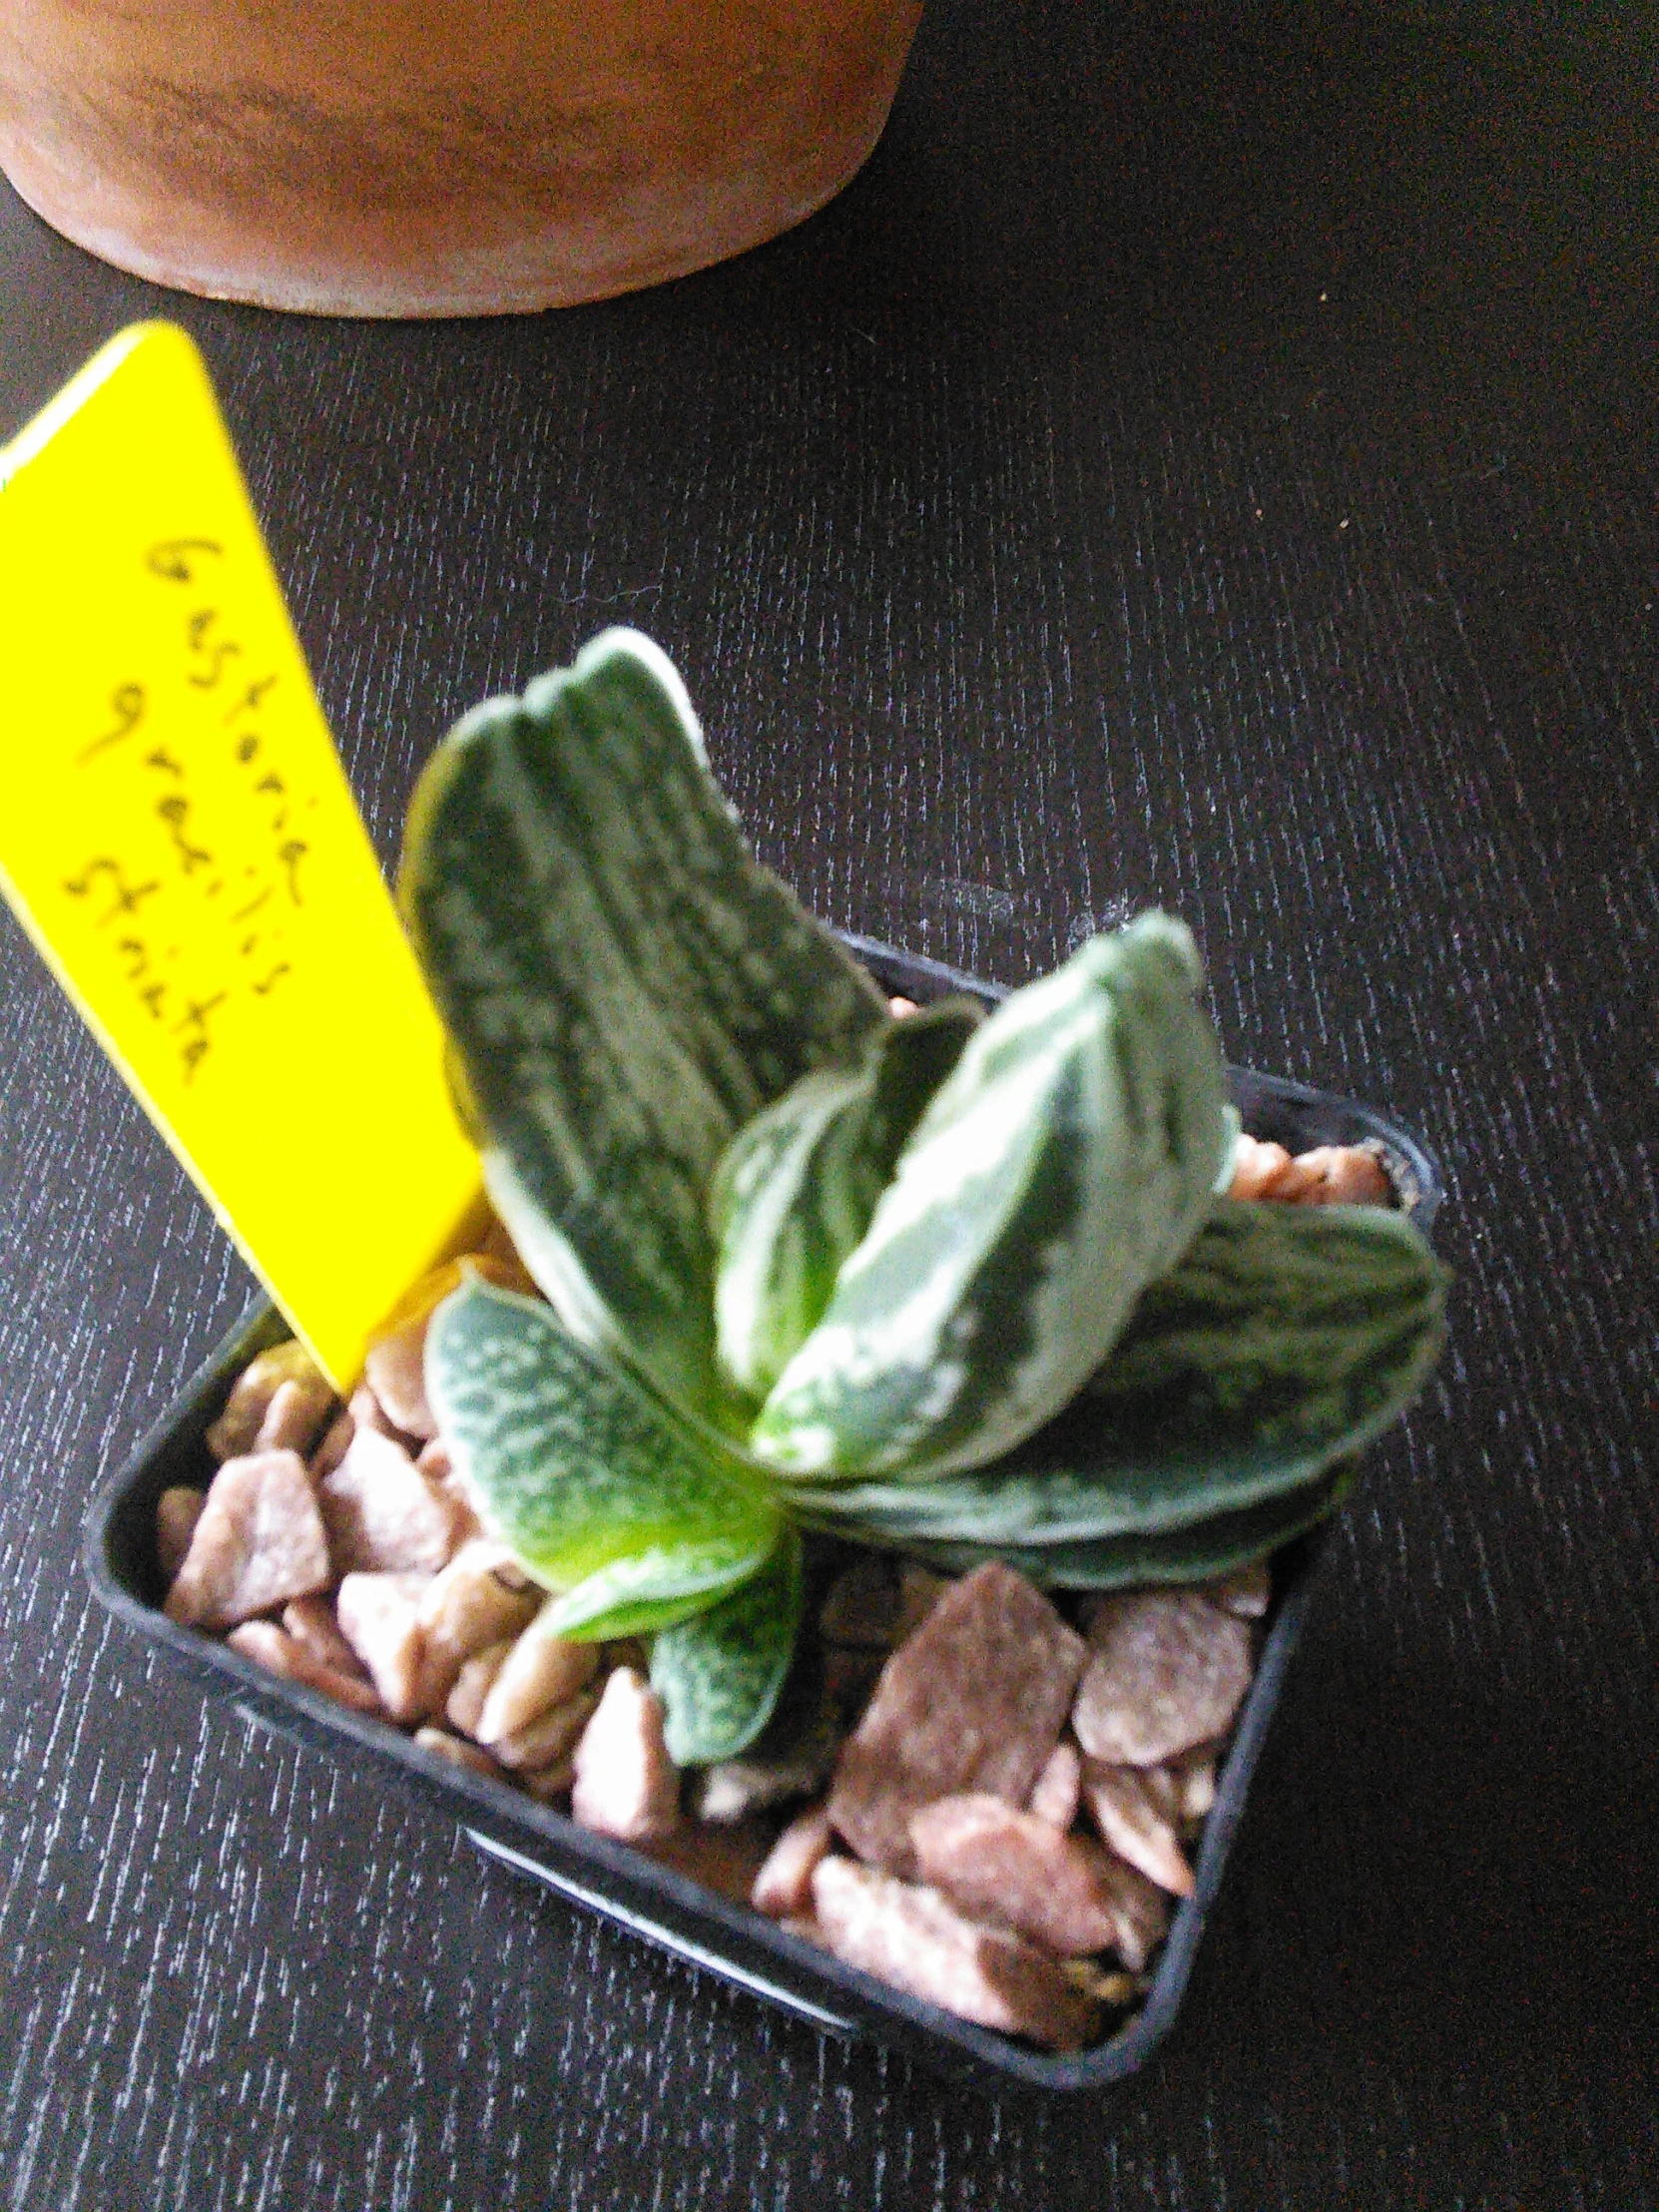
423, 1274, 779, 1592
750, 914, 1230, 1481
784, 1201, 1445, 1544
538, 1541, 775, 1642
710, 998, 983, 1401
399, 630, 888, 1429
859, 1463, 1354, 1590
650, 1528, 804, 1764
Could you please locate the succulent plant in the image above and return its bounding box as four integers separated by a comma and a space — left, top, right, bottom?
399, 631, 1446, 1764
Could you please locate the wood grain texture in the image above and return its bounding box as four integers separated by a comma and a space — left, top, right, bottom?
1, 0, 1654, 2204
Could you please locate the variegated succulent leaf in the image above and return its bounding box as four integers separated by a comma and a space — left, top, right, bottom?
538, 1541, 771, 1642
649, 1526, 804, 1764
859, 1462, 1355, 1590
423, 1274, 779, 1594
710, 997, 984, 1402
399, 629, 888, 1430
749, 913, 1230, 1482
778, 1201, 1444, 1541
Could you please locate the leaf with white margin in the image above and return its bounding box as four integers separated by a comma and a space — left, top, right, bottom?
400, 629, 888, 1431
750, 914, 1229, 1481
782, 1203, 1444, 1541
854, 1463, 1354, 1590
710, 998, 982, 1402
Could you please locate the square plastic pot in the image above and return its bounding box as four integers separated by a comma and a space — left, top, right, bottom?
83, 934, 1442, 2095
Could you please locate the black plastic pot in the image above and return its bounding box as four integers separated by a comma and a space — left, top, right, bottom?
82, 935, 1442, 2096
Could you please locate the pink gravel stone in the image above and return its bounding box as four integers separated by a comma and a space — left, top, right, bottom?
810, 1858, 1099, 2050
1027, 1740, 1083, 1829
318, 1426, 460, 1576
476, 1604, 600, 1745
1204, 1561, 1272, 1618
281, 1594, 370, 1681
363, 1312, 438, 1440
227, 1620, 383, 1716
908, 1792, 1145, 1956
570, 1668, 679, 1843
309, 1410, 355, 1482
414, 1727, 507, 1781
1079, 1760, 1195, 1898
446, 1641, 511, 1738
752, 1805, 834, 1920
828, 1562, 1086, 1877
1073, 1590, 1253, 1767
335, 1570, 433, 1722
163, 1451, 331, 1631
415, 1541, 543, 1714
253, 1374, 334, 1457
488, 1686, 599, 1772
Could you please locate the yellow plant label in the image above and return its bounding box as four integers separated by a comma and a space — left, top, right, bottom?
0, 322, 485, 1387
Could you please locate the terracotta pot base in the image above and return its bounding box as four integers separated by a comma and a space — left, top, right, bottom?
0, 0, 922, 316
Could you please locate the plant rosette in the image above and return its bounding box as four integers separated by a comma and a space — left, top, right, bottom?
395, 630, 1448, 1769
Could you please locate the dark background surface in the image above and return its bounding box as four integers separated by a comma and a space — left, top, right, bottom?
1, 1, 1655, 2203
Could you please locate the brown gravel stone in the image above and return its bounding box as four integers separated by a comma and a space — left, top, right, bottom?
1079, 1761, 1195, 1897
414, 1541, 543, 1715
909, 1793, 1143, 1956
156, 1487, 205, 1581
570, 1668, 680, 1843
1073, 1590, 1253, 1767
163, 1451, 331, 1630
334, 1570, 433, 1722
363, 1313, 438, 1440
488, 1686, 599, 1772
752, 1805, 835, 1920
1227, 1133, 1392, 1207
205, 1343, 330, 1461
318, 1426, 460, 1576
1172, 1752, 1218, 1826
828, 1562, 1086, 1877
227, 1620, 383, 1716
649, 1818, 777, 1907
1203, 1561, 1272, 1618
1097, 1854, 1172, 1973
281, 1594, 370, 1681
520, 1756, 578, 1804
823, 1646, 885, 1727
253, 1374, 335, 1457
309, 1410, 355, 1482
414, 1727, 506, 1780
476, 1604, 600, 1745
693, 1680, 840, 1825
347, 1382, 407, 1445
1027, 1740, 1083, 1829
446, 1642, 512, 1738
810, 1858, 1099, 2050
1294, 1143, 1393, 1205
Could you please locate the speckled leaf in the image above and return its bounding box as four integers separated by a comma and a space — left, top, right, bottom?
649, 1527, 804, 1764
750, 914, 1230, 1481
539, 1542, 771, 1642
711, 999, 982, 1401
423, 1275, 778, 1592
783, 1202, 1444, 1543
864, 1463, 1354, 1590
399, 630, 887, 1428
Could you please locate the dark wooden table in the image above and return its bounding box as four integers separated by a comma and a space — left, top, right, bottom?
2, 2, 1654, 2204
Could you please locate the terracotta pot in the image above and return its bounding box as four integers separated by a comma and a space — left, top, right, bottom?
0, 0, 923, 315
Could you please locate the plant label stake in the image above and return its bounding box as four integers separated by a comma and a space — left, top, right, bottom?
0, 322, 484, 1387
